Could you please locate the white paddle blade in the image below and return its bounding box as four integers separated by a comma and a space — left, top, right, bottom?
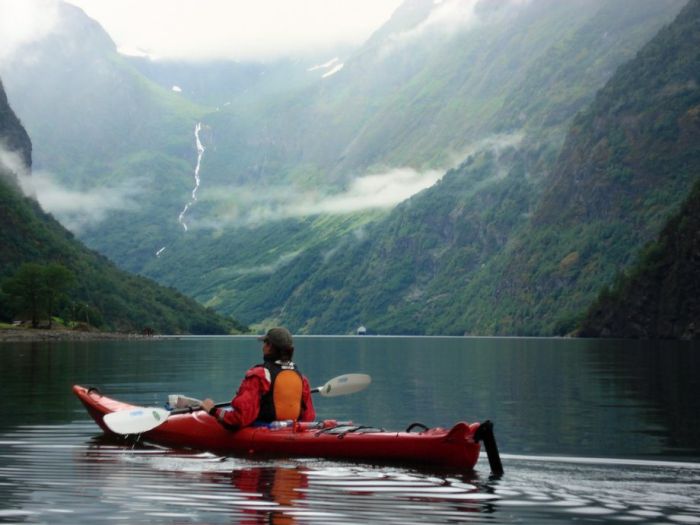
316, 373, 371, 397
103, 407, 171, 435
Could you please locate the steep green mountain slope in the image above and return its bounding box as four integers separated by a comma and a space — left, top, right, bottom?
578, 178, 700, 339
0, 79, 243, 334
454, 0, 700, 335
2, 0, 691, 335
136, 0, 686, 332
281, 0, 700, 336
217, 0, 692, 334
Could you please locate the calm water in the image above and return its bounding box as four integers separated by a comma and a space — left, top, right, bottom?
0, 336, 699, 523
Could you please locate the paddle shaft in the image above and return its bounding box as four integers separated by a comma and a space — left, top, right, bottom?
170, 376, 360, 415
173, 377, 360, 414
103, 372, 371, 434
169, 401, 229, 416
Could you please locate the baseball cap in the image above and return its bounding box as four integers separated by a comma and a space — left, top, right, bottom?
258, 327, 294, 350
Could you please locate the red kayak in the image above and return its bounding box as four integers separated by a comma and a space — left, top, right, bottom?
73, 385, 502, 472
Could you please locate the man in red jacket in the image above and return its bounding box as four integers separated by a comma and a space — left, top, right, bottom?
201, 327, 316, 428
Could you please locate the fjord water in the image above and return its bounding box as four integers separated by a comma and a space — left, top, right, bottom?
0, 336, 698, 523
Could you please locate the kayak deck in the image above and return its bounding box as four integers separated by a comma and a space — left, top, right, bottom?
73, 385, 497, 472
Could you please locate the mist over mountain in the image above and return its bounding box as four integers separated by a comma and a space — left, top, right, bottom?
0, 78, 243, 333
1, 0, 697, 336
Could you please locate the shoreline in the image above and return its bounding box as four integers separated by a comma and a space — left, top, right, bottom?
0, 328, 152, 342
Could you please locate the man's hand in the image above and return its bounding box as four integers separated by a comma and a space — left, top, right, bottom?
200, 398, 215, 414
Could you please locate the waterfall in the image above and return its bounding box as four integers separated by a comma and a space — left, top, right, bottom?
178, 122, 205, 231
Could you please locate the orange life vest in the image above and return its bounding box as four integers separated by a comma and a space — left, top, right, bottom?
258, 361, 303, 422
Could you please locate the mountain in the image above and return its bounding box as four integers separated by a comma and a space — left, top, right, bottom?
132, 0, 687, 333
0, 1, 207, 267
578, 178, 700, 339
278, 0, 699, 335
203, 0, 691, 334
0, 78, 244, 334
1, 0, 694, 335
198, 0, 617, 187
124, 55, 333, 109
453, 0, 700, 335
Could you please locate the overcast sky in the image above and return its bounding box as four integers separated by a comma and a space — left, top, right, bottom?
0, 0, 403, 62
63, 0, 403, 61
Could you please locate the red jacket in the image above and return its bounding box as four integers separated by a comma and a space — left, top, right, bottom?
211, 365, 316, 428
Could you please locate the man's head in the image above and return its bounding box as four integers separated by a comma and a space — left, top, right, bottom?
259, 327, 294, 360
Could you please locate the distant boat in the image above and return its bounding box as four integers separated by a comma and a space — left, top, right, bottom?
356, 326, 367, 335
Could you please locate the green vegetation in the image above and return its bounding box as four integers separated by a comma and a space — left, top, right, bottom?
578, 178, 700, 339
0, 79, 246, 335
113, 0, 686, 335
241, 0, 696, 335
0, 168, 246, 334
3, 0, 697, 336
3, 262, 75, 328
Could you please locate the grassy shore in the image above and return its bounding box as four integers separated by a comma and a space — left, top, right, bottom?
0, 325, 151, 342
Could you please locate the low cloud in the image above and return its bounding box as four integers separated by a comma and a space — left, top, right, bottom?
0, 144, 27, 181
191, 132, 524, 231
228, 250, 303, 277
290, 167, 443, 215
21, 171, 140, 233
1, 145, 139, 233
378, 0, 481, 57
195, 166, 443, 230
0, 0, 59, 62
447, 131, 525, 167
66, 0, 402, 62
405, 0, 482, 38
379, 0, 532, 58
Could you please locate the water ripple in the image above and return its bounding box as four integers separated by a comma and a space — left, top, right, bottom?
0, 422, 699, 524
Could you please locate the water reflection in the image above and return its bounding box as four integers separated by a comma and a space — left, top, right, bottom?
2, 337, 700, 523
0, 421, 699, 524
226, 467, 309, 524
2, 336, 699, 461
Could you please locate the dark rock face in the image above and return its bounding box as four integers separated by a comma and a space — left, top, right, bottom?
0, 78, 32, 169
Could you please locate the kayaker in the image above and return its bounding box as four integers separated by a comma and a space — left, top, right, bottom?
200, 327, 316, 428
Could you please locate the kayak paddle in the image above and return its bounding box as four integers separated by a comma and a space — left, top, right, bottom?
311, 373, 371, 397
102, 372, 371, 435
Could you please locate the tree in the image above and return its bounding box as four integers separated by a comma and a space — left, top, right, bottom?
3, 263, 46, 327
43, 263, 75, 328
2, 263, 75, 328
